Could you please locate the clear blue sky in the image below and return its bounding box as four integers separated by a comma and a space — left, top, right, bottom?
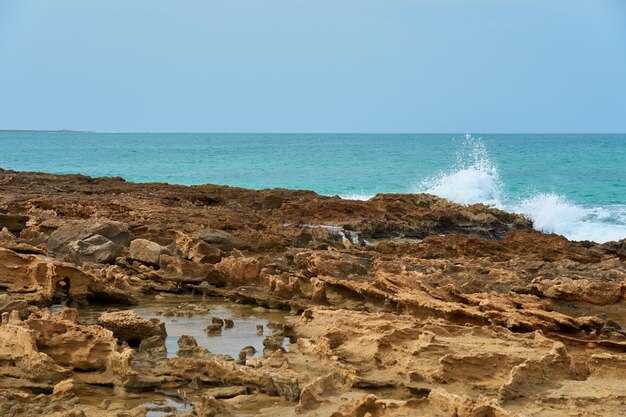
1, 0, 625, 133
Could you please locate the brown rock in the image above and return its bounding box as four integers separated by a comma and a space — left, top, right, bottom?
1, 170, 626, 417
129, 238, 172, 266
97, 311, 166, 346
0, 294, 29, 318
192, 228, 248, 250
205, 323, 222, 335
138, 335, 166, 353
158, 254, 226, 285
178, 335, 199, 349
238, 346, 256, 359
0, 214, 29, 234
0, 246, 135, 305
51, 378, 76, 400
175, 231, 223, 264
262, 194, 283, 210
262, 336, 285, 353
215, 251, 260, 286
0, 307, 132, 386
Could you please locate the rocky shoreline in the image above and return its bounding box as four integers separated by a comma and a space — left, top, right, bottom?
0, 168, 624, 417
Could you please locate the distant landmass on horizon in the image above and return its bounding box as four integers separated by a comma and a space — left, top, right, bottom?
0, 129, 95, 133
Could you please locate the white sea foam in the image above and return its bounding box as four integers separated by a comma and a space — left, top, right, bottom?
414, 134, 626, 243
341, 193, 375, 201
417, 134, 503, 206
419, 165, 502, 206
512, 194, 626, 243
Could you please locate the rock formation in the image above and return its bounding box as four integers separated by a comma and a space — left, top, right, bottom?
0, 169, 624, 416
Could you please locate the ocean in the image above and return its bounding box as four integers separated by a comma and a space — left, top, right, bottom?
0, 132, 624, 243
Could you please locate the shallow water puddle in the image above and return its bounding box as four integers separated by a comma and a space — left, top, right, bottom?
136, 296, 290, 359
54, 295, 291, 359
75, 384, 189, 416
144, 398, 189, 417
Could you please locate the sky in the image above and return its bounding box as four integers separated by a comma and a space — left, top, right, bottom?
0, 0, 625, 133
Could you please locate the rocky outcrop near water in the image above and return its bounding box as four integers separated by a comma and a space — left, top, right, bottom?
0, 168, 624, 416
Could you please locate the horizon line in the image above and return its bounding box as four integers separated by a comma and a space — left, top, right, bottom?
1, 129, 626, 135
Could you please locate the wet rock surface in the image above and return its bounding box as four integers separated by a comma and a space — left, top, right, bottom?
0, 169, 624, 416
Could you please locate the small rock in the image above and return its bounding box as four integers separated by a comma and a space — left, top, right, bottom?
224, 319, 234, 329
178, 335, 199, 348
239, 345, 256, 359
267, 321, 285, 336
263, 336, 285, 353
205, 323, 222, 335
99, 399, 112, 410
51, 378, 75, 400
267, 349, 288, 368
138, 335, 166, 352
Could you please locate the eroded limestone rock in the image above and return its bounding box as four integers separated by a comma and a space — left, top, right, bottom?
1, 170, 625, 417
0, 308, 132, 387
97, 310, 166, 346
0, 247, 136, 305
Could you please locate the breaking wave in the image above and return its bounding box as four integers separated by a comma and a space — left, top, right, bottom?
413, 134, 626, 243
417, 134, 503, 206
515, 194, 626, 243
340, 192, 375, 201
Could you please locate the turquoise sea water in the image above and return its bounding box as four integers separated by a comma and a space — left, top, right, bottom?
0, 132, 624, 243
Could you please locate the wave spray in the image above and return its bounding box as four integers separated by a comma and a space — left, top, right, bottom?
416, 134, 626, 243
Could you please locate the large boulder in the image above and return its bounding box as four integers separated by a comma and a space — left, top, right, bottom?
129, 238, 172, 266
0, 214, 29, 234
66, 234, 123, 264
97, 310, 166, 346
192, 229, 248, 251
47, 220, 130, 264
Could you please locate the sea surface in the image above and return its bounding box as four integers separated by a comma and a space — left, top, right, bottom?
1, 132, 624, 243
